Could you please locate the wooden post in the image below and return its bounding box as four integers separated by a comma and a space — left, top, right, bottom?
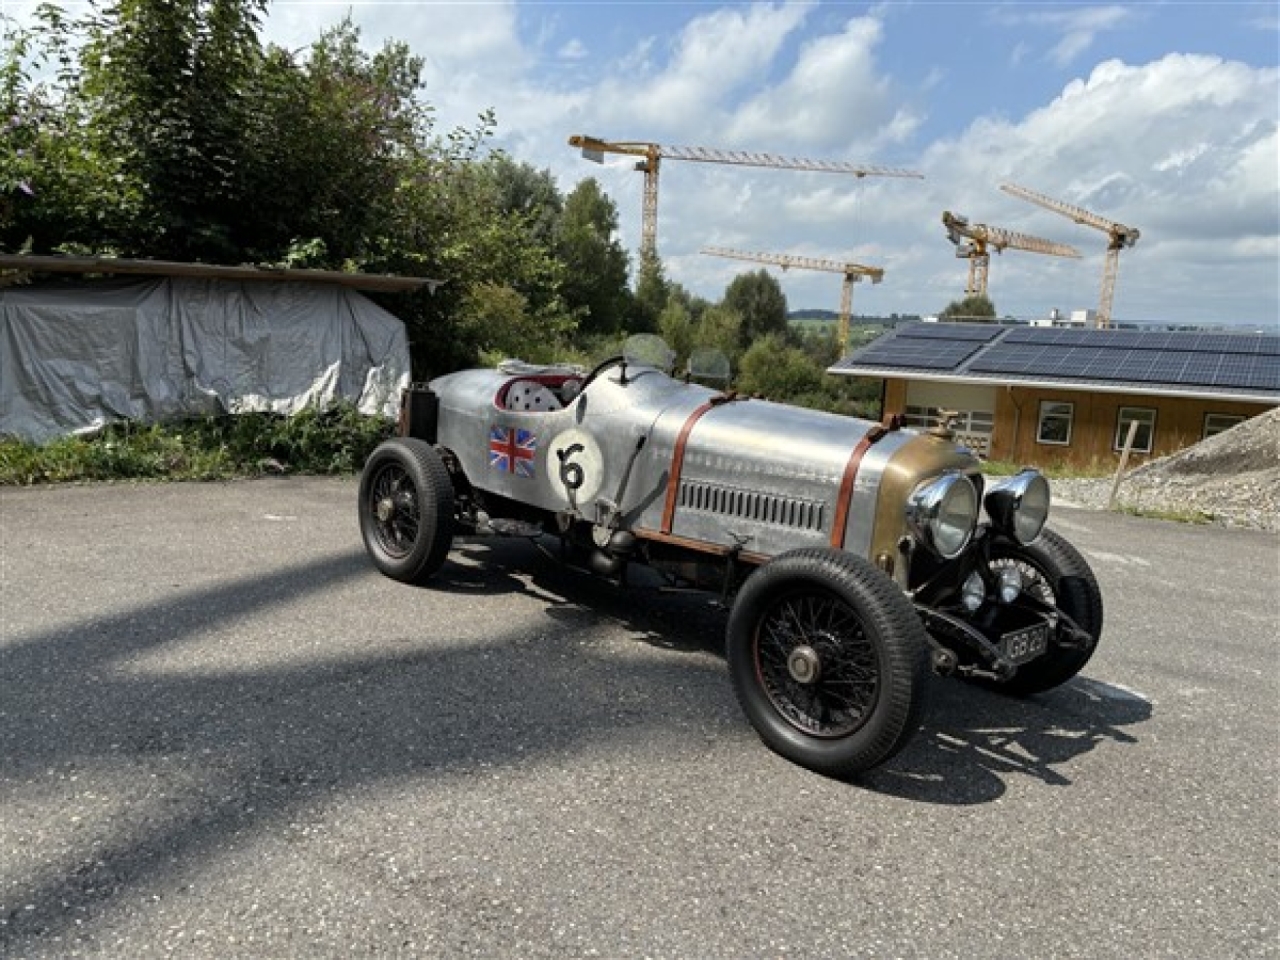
1108, 418, 1141, 510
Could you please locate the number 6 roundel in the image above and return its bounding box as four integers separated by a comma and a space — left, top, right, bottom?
548, 428, 604, 508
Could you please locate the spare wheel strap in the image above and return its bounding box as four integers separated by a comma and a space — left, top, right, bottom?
660, 400, 718, 534
830, 425, 888, 549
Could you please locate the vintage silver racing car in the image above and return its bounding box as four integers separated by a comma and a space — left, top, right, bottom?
357, 336, 1103, 778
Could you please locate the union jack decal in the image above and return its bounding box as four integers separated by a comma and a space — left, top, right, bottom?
489, 426, 537, 478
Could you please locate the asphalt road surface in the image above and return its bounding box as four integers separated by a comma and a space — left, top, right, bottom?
1, 478, 1276, 959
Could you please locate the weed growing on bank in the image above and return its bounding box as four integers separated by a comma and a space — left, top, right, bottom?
0, 404, 395, 485
981, 458, 1113, 479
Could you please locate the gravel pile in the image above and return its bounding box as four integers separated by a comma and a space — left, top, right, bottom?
1044, 406, 1279, 532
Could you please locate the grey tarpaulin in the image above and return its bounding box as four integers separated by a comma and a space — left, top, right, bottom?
0, 277, 410, 442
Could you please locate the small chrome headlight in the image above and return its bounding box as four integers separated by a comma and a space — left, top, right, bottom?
984, 470, 1050, 545
997, 565, 1023, 603
906, 472, 979, 559
961, 571, 986, 612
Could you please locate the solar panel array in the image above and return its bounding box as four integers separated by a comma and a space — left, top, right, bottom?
839, 324, 1280, 393
850, 338, 986, 371
1001, 327, 1280, 355
834, 322, 1001, 371
896, 324, 1004, 343
972, 331, 1280, 391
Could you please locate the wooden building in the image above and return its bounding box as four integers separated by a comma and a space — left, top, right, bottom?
829, 323, 1279, 469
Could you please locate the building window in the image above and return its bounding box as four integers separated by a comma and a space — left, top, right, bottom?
903, 405, 994, 434
903, 405, 937, 429
1203, 413, 1245, 439
1114, 407, 1156, 453
1036, 401, 1074, 446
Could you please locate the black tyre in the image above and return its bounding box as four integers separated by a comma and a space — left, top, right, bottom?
987, 528, 1104, 695
726, 548, 930, 779
358, 438, 455, 584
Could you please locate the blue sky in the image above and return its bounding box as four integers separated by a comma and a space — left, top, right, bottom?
7, 1, 1278, 327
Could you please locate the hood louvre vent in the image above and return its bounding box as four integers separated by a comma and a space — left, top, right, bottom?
678, 480, 825, 532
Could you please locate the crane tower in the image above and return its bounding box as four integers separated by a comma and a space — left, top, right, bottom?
701, 246, 884, 350
942, 211, 1080, 300
999, 182, 1140, 328
569, 135, 923, 260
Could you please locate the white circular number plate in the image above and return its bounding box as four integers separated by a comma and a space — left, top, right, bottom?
547, 428, 604, 507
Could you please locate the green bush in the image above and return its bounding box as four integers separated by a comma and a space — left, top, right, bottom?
0, 403, 395, 485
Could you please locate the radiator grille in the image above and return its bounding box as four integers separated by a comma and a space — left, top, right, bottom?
678, 480, 825, 532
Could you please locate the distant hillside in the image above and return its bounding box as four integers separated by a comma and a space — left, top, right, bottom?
789, 310, 915, 326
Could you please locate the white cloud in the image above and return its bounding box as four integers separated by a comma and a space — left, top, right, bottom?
726, 14, 900, 151
1152, 143, 1212, 174
905, 54, 1279, 322
4, 2, 1274, 326
263, 0, 530, 133
588, 1, 815, 138
557, 38, 587, 61
995, 5, 1138, 68
640, 51, 1277, 325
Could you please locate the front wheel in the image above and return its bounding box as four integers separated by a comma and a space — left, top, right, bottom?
358, 438, 455, 584
726, 549, 930, 779
987, 528, 1104, 695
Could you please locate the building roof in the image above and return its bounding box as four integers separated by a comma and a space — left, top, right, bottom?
0, 253, 440, 294
828, 322, 1280, 404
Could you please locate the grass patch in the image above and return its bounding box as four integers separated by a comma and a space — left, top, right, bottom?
982, 458, 1113, 479
1113, 504, 1215, 525
0, 404, 395, 485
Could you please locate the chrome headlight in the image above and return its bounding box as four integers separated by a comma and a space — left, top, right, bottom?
984, 470, 1050, 545
906, 472, 979, 559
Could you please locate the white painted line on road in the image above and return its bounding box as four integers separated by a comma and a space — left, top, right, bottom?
1076, 677, 1154, 704
263, 514, 298, 522
1085, 549, 1152, 566
1049, 516, 1092, 533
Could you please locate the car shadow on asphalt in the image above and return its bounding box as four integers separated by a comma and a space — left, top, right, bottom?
0, 543, 735, 951
862, 675, 1152, 804
438, 536, 1153, 806
2, 535, 1150, 951
439, 535, 730, 654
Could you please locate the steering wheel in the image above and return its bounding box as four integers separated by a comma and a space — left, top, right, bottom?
578, 354, 626, 392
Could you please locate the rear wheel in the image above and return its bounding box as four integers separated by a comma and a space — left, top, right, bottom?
358, 438, 455, 584
987, 528, 1103, 695
726, 549, 930, 779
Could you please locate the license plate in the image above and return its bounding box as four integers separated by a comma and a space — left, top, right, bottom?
1003, 624, 1049, 664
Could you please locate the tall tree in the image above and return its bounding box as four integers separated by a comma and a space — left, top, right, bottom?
723, 269, 788, 346
694, 305, 743, 364
2, 6, 123, 253
631, 250, 669, 333
481, 154, 562, 247
658, 300, 696, 369
238, 20, 436, 265
78, 0, 268, 258
939, 294, 996, 321
0, 4, 582, 376
555, 178, 631, 336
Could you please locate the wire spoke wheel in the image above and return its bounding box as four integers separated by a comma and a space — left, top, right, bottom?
368, 463, 421, 559
357, 438, 455, 584
983, 530, 1104, 696
756, 592, 880, 738
727, 548, 929, 779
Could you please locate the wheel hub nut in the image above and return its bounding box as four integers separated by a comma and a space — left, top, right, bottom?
376, 497, 396, 523
787, 645, 822, 684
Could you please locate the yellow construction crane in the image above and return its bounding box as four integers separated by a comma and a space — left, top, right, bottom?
569, 135, 924, 260
701, 246, 884, 350
942, 211, 1080, 300
999, 182, 1140, 328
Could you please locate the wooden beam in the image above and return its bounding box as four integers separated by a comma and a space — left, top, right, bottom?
0, 254, 440, 294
